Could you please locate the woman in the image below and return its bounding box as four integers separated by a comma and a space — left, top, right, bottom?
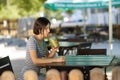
18, 17, 65, 80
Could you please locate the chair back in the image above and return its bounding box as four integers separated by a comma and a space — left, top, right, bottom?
68, 38, 87, 42
0, 56, 13, 75
77, 49, 106, 55
79, 42, 92, 49
77, 49, 107, 73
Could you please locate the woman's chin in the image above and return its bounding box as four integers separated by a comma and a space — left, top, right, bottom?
44, 35, 48, 38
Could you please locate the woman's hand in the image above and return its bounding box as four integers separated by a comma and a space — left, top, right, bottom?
55, 56, 65, 62
51, 47, 59, 53
48, 47, 59, 58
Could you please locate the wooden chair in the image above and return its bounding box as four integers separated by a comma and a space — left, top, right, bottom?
68, 38, 87, 42
66, 39, 90, 55
0, 56, 13, 75
78, 42, 92, 49
77, 49, 107, 80
77, 49, 106, 55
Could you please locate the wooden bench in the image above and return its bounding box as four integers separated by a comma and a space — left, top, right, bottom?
77, 49, 106, 55
77, 49, 107, 80
78, 42, 92, 49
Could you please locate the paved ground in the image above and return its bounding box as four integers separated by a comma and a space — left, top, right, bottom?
0, 36, 120, 80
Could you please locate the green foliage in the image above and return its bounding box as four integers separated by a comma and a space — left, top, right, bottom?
0, 0, 63, 20
16, 0, 46, 17
0, 5, 20, 20
44, 9, 63, 20
0, 0, 46, 19
0, 0, 6, 9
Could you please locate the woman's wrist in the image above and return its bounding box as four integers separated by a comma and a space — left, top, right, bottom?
48, 49, 56, 58
50, 49, 57, 54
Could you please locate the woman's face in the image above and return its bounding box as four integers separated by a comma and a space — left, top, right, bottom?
43, 24, 50, 38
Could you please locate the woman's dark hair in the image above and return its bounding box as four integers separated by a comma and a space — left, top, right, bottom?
33, 17, 51, 35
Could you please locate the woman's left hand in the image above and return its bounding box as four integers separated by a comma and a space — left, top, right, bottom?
48, 47, 59, 58
51, 47, 59, 53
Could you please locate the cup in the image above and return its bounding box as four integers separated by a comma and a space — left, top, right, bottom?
48, 36, 59, 48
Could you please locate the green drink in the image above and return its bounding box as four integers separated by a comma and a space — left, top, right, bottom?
49, 36, 59, 48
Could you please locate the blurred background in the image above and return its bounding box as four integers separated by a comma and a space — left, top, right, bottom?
0, 0, 120, 80
0, 0, 120, 39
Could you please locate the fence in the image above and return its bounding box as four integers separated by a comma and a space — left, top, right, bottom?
0, 17, 35, 38
0, 19, 18, 37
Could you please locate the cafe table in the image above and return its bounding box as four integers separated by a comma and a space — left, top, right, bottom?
45, 39, 80, 56
57, 35, 76, 41
45, 36, 86, 55
58, 41, 80, 55
39, 55, 115, 80
46, 40, 80, 55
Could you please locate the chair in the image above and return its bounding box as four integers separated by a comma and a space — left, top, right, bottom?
78, 42, 92, 49
68, 38, 87, 42
77, 49, 106, 55
77, 49, 107, 79
0, 56, 13, 75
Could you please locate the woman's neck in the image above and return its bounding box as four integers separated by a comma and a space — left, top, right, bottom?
34, 34, 43, 42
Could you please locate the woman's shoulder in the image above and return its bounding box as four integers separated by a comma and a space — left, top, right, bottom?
29, 36, 34, 40
27, 36, 36, 43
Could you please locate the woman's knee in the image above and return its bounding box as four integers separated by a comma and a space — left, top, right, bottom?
0, 70, 15, 80
46, 69, 61, 80
23, 70, 38, 80
68, 69, 83, 80
90, 68, 104, 80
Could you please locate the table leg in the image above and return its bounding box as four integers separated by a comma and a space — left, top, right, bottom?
58, 48, 64, 56
83, 66, 90, 80
104, 67, 108, 80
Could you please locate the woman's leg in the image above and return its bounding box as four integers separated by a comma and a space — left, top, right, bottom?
46, 69, 61, 80
0, 71, 15, 80
90, 68, 104, 80
68, 69, 83, 80
23, 70, 38, 80
112, 66, 120, 80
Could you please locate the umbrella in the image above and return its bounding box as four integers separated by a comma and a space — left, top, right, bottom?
44, 0, 120, 10
44, 0, 120, 55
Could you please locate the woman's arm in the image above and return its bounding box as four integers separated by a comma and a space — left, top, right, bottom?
47, 48, 58, 58
29, 50, 64, 65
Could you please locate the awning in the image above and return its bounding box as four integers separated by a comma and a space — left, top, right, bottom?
44, 0, 120, 10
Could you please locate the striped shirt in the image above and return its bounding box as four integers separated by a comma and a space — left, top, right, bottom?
18, 36, 48, 80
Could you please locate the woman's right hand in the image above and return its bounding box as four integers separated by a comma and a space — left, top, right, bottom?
54, 56, 65, 62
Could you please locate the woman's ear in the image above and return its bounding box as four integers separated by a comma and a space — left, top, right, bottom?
39, 30, 41, 34
40, 29, 44, 34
